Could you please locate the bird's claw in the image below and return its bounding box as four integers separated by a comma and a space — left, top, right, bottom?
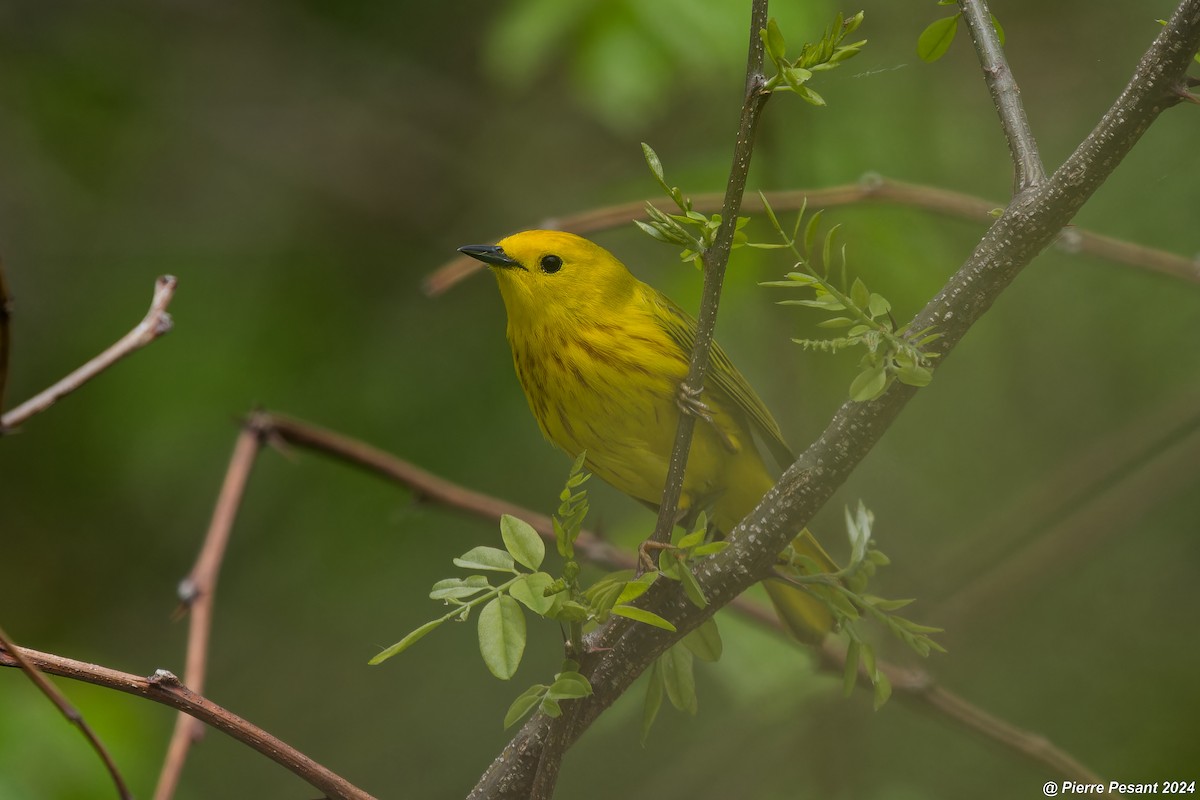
677, 383, 738, 452
676, 383, 712, 421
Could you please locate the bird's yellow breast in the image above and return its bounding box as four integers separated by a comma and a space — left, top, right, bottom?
504, 285, 771, 527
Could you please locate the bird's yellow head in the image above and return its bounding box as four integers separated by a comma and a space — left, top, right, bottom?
458, 230, 639, 325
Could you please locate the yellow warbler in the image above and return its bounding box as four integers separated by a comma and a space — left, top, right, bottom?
459, 230, 836, 643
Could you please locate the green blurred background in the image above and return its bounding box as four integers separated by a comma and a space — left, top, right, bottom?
1, 0, 1197, 797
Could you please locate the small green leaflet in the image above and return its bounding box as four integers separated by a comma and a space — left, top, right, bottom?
478, 595, 526, 679
500, 514, 545, 571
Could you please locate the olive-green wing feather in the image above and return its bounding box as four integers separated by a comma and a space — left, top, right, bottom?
652, 291, 796, 469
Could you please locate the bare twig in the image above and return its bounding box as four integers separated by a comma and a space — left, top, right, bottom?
0, 626, 132, 800
469, 6, 1200, 795
0, 275, 177, 433
154, 422, 265, 800
423, 178, 1199, 296
957, 0, 1045, 191
650, 0, 772, 547
0, 644, 376, 800
246, 410, 1111, 789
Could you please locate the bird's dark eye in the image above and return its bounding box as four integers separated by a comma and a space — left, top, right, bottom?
539, 254, 563, 274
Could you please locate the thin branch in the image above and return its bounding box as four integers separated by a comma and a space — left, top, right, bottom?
0, 626, 132, 800
154, 422, 265, 800
251, 411, 631, 569
649, 0, 772, 546
957, 0, 1045, 191
0, 275, 177, 433
0, 255, 11, 412
469, 6, 1200, 795
422, 178, 1199, 296
244, 410, 1110, 789
0, 644, 376, 800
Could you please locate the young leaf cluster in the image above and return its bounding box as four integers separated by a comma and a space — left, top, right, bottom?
760, 11, 866, 105
634, 512, 731, 742
635, 13, 866, 264
757, 195, 940, 402
636, 142, 750, 267
776, 501, 945, 709
370, 453, 693, 730
918, 1, 1005, 63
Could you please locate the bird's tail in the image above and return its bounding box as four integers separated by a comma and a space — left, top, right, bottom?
762, 528, 838, 645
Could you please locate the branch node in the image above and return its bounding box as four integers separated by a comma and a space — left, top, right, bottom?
149, 669, 183, 688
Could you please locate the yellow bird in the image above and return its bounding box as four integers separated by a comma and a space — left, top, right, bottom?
459, 230, 836, 643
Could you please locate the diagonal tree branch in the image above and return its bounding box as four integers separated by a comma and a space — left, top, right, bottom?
0, 275, 176, 433
958, 0, 1046, 191
0, 626, 132, 800
0, 644, 376, 800
242, 411, 1113, 789
422, 179, 1200, 296
469, 5, 1200, 796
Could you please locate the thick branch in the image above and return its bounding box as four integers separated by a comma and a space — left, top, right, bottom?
423, 179, 1200, 295
469, 5, 1200, 795
958, 0, 1045, 191
0, 645, 376, 800
0, 275, 176, 433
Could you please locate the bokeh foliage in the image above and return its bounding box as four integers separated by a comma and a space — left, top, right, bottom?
1, 1, 1197, 798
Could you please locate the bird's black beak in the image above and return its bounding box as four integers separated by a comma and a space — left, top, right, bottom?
458, 244, 524, 270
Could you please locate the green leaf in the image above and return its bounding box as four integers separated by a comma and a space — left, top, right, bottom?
895, 363, 933, 387
677, 562, 707, 608
612, 605, 677, 631
793, 84, 826, 106
641, 659, 664, 745
540, 697, 562, 718
588, 580, 626, 618
634, 218, 671, 243
478, 595, 526, 680
817, 317, 856, 329
454, 546, 516, 573
681, 617, 723, 662
763, 18, 787, 63
555, 600, 591, 623
850, 277, 870, 310
849, 364, 888, 401
990, 13, 1005, 46
917, 14, 959, 62
661, 644, 697, 714
867, 293, 891, 318
547, 672, 593, 701
615, 572, 658, 605
803, 210, 824, 256
873, 670, 893, 710
500, 514, 545, 571
642, 142, 664, 183
429, 575, 491, 601
504, 684, 547, 729
509, 572, 557, 615
369, 618, 445, 665
690, 541, 729, 557
676, 529, 706, 550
